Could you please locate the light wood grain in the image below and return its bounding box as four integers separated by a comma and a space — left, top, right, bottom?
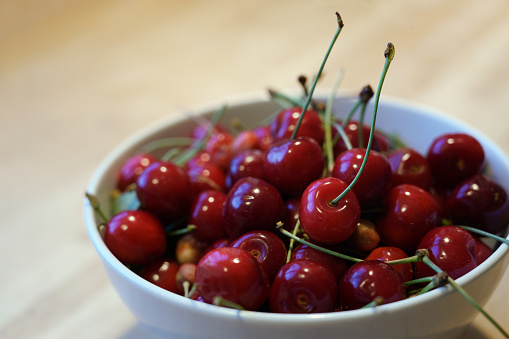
1, 1, 509, 338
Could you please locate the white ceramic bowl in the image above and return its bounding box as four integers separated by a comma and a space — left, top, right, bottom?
84, 90, 509, 339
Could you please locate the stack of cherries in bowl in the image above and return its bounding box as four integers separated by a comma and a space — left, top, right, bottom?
85, 90, 509, 339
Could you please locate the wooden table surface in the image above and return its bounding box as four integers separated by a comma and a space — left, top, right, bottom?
1, 1, 509, 338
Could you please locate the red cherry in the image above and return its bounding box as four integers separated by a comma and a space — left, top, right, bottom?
299, 177, 361, 245
386, 147, 432, 191
136, 161, 192, 223
446, 174, 509, 234
473, 236, 493, 265
188, 190, 228, 243
104, 210, 166, 266
226, 149, 267, 189
140, 258, 179, 293
414, 226, 477, 280
426, 133, 485, 188
290, 243, 349, 283
253, 125, 273, 151
195, 247, 270, 310
269, 260, 337, 313
376, 184, 442, 253
117, 153, 157, 191
338, 260, 406, 310
175, 262, 196, 295
231, 230, 287, 283
333, 121, 389, 156
205, 131, 234, 170
264, 137, 325, 198
270, 107, 325, 145
222, 177, 285, 239
365, 247, 413, 283
231, 130, 260, 154
332, 148, 392, 208
186, 161, 226, 198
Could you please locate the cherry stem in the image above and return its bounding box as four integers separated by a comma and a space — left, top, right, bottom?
332, 122, 353, 150
167, 224, 197, 237
356, 86, 374, 149
290, 12, 344, 140
341, 99, 362, 128
417, 272, 449, 295
459, 225, 509, 246
421, 254, 509, 338
173, 105, 227, 167
360, 296, 384, 309
85, 192, 109, 223
185, 282, 198, 299
404, 276, 433, 286
329, 43, 395, 206
286, 219, 302, 263
277, 223, 363, 263
212, 296, 245, 310
448, 276, 509, 338
137, 137, 194, 154
268, 88, 305, 108
324, 70, 345, 173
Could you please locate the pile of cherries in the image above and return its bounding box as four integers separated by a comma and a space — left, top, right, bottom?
95, 92, 509, 315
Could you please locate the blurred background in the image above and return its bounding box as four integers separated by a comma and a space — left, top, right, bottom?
1, 0, 509, 338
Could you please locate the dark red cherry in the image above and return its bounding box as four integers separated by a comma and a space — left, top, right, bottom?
386, 147, 432, 190
253, 125, 273, 151
186, 161, 226, 197
104, 210, 166, 266
264, 137, 325, 198
473, 236, 493, 265
195, 247, 270, 310
333, 121, 389, 156
226, 149, 267, 189
365, 246, 413, 283
446, 174, 509, 234
376, 184, 442, 254
231, 230, 287, 283
414, 226, 477, 280
426, 133, 485, 188
117, 153, 158, 191
269, 260, 337, 313
290, 243, 349, 284
222, 177, 285, 239
204, 238, 232, 253
282, 197, 301, 233
136, 161, 192, 223
205, 131, 234, 170
338, 260, 405, 310
231, 130, 260, 154
140, 258, 179, 293
270, 107, 325, 145
332, 148, 391, 208
188, 190, 228, 243
299, 177, 361, 245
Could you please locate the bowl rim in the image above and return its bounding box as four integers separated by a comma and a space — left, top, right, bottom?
84, 89, 509, 323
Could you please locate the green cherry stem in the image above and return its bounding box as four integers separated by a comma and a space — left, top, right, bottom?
459, 225, 509, 246
85, 192, 109, 223
324, 69, 346, 173
421, 254, 509, 338
268, 88, 305, 108
329, 43, 395, 206
340, 99, 362, 128
277, 223, 363, 263
360, 296, 384, 309
167, 224, 197, 237
213, 296, 245, 310
286, 219, 302, 263
448, 277, 509, 338
357, 85, 374, 149
332, 122, 353, 150
290, 12, 344, 140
